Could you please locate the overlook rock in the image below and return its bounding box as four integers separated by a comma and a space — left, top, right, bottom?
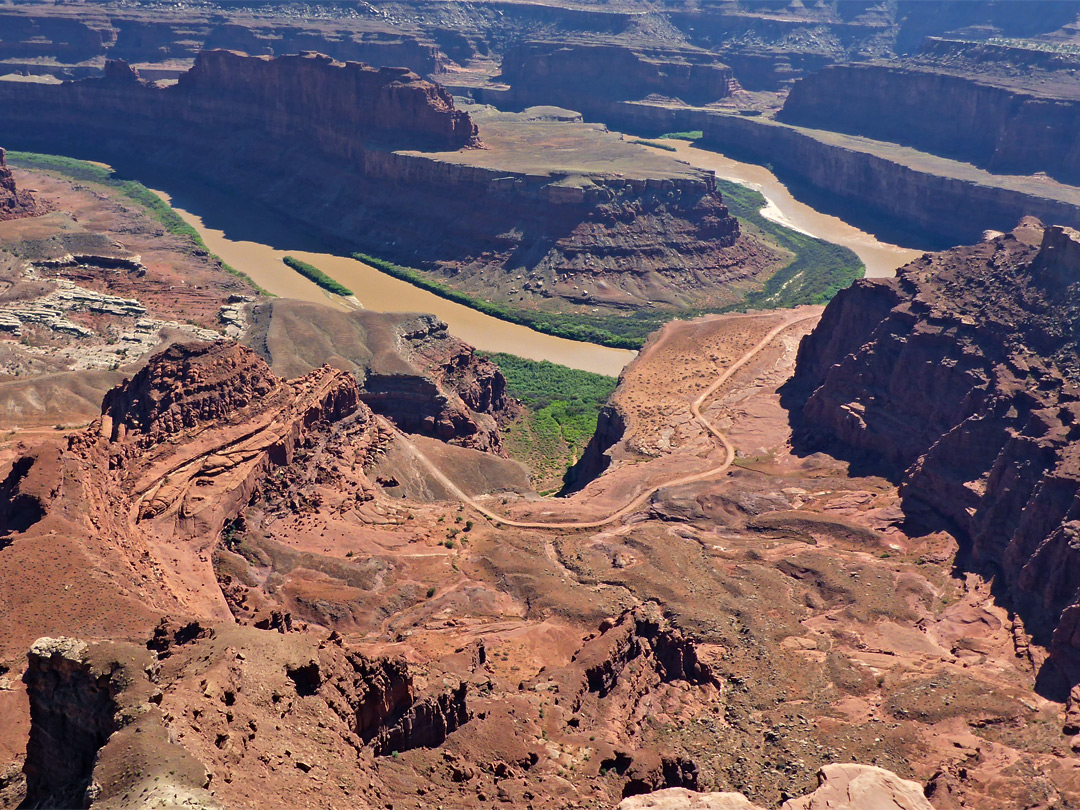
790, 219, 1080, 683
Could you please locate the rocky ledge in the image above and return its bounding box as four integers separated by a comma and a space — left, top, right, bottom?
790, 218, 1080, 684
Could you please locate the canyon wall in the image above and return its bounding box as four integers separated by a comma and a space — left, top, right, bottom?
172, 50, 478, 152
0, 50, 477, 155
497, 41, 734, 109
780, 59, 1080, 185
699, 112, 1080, 246
789, 219, 1080, 680
0, 147, 45, 221
22, 637, 219, 810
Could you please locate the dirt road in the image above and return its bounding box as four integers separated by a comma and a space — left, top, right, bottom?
384, 312, 818, 529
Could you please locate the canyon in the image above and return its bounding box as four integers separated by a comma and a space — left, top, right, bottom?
3, 2, 1080, 809
780, 38, 1080, 186
5, 285, 1080, 808
0, 51, 803, 334
2, 0, 1080, 254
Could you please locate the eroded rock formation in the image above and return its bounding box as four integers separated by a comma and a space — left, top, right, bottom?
791, 219, 1080, 681
0, 339, 389, 652
247, 301, 516, 454
615, 764, 935, 810
0, 147, 44, 221
22, 636, 219, 810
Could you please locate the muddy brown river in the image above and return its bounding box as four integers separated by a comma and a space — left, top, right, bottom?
658, 140, 923, 278
151, 144, 920, 378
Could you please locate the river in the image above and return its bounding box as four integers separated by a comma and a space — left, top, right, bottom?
658, 139, 923, 279
152, 184, 637, 377
150, 144, 920, 378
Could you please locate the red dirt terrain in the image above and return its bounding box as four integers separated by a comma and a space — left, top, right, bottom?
3, 268, 1079, 807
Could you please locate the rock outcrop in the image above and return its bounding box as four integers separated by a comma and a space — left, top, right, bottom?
790, 219, 1080, 679
247, 301, 516, 454
618, 789, 765, 810
20, 626, 472, 809
22, 636, 219, 810
538, 603, 717, 715
0, 147, 44, 221
615, 763, 936, 809
0, 339, 388, 653
780, 764, 934, 810
175, 50, 479, 151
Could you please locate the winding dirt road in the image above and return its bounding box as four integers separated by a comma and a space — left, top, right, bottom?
383, 312, 818, 530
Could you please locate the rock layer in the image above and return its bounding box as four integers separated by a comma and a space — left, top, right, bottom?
498, 41, 734, 110
0, 339, 388, 653
791, 219, 1080, 679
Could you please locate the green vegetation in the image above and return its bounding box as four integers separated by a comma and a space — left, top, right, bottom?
282, 255, 353, 297
630, 138, 678, 152
6, 150, 270, 295
714, 178, 863, 308
660, 130, 704, 141
354, 252, 643, 348
484, 352, 617, 489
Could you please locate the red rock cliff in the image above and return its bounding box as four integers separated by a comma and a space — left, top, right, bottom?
174, 50, 480, 152
791, 219, 1080, 680
0, 146, 44, 221
0, 51, 751, 295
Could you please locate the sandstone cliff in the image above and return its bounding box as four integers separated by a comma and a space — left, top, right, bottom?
175, 50, 479, 152
790, 219, 1080, 681
497, 41, 734, 109
699, 112, 1080, 247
